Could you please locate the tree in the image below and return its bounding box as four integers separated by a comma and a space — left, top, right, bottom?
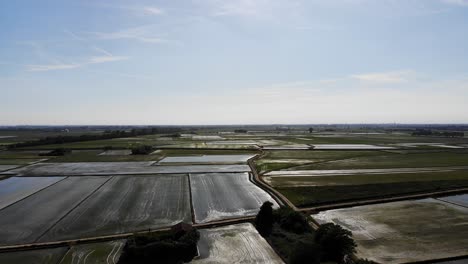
309, 128, 314, 133
315, 223, 357, 263
274, 207, 311, 234
255, 201, 274, 237
289, 237, 321, 264
131, 145, 153, 155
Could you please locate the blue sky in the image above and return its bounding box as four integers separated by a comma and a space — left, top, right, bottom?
1, 0, 468, 125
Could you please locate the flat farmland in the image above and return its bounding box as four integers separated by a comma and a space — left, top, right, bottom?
0, 247, 67, 264
10, 161, 156, 176
0, 176, 109, 245
10, 162, 251, 176
192, 223, 283, 264
59, 240, 126, 264
313, 198, 468, 263
40, 175, 192, 242
0, 164, 20, 171
158, 154, 255, 164
265, 170, 468, 187
438, 194, 468, 208
190, 172, 279, 223
292, 150, 468, 170
0, 176, 65, 209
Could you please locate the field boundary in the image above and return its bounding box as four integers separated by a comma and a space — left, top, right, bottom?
0, 176, 69, 212
0, 216, 255, 253
33, 176, 114, 243
301, 188, 468, 213
247, 153, 296, 210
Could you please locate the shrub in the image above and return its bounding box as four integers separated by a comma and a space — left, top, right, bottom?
315, 223, 357, 263
255, 201, 274, 237
39, 148, 71, 156
131, 145, 153, 155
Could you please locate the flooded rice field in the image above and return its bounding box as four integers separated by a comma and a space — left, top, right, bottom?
190, 172, 279, 223
98, 149, 132, 156
59, 240, 126, 264
0, 165, 20, 172
191, 223, 283, 263
0, 247, 67, 264
438, 194, 468, 208
0, 176, 109, 245
39, 175, 191, 242
0, 176, 65, 210
313, 198, 468, 263
9, 162, 251, 176
158, 154, 255, 164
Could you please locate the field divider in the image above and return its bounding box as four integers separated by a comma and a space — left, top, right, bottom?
434, 197, 468, 209
187, 173, 196, 224
0, 217, 257, 253
300, 187, 468, 213
33, 176, 115, 243
0, 176, 69, 213
247, 153, 296, 210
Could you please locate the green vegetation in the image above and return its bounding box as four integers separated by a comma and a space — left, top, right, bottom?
255, 201, 274, 236
8, 128, 183, 149
255, 203, 357, 264
262, 150, 379, 160
267, 171, 468, 187
118, 225, 199, 264
131, 145, 154, 155
47, 150, 161, 162
294, 150, 468, 170
39, 148, 71, 156
278, 180, 468, 207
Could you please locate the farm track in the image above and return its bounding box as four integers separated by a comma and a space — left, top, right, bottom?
0, 216, 255, 253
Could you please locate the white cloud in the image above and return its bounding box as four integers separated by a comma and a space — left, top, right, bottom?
350, 70, 413, 83
88, 56, 129, 64
26, 64, 81, 72
441, 0, 468, 6
90, 26, 173, 44
143, 6, 164, 15
27, 55, 129, 72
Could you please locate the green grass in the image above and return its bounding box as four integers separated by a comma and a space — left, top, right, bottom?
0, 159, 41, 165
162, 149, 258, 156
277, 180, 468, 208
261, 150, 381, 160
294, 150, 468, 170
267, 171, 468, 187
45, 150, 163, 162
256, 162, 308, 173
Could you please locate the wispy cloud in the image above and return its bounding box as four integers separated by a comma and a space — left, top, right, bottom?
350, 70, 413, 83
143, 6, 164, 15
441, 0, 468, 6
27, 55, 129, 72
90, 26, 174, 44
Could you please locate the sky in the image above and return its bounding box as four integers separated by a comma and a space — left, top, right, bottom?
1, 0, 468, 125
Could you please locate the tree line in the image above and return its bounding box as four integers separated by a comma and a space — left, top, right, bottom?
7, 127, 183, 149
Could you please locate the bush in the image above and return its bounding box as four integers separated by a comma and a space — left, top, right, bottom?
289, 237, 321, 264
255, 201, 274, 237
315, 223, 357, 263
119, 228, 200, 264
274, 207, 311, 234
131, 145, 153, 155
39, 148, 71, 156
